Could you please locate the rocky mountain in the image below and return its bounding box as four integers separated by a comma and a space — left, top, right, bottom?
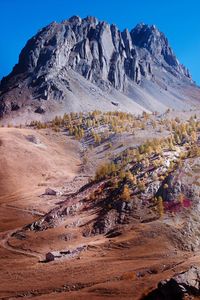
0, 16, 199, 121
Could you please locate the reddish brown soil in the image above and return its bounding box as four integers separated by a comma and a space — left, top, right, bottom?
0, 128, 199, 300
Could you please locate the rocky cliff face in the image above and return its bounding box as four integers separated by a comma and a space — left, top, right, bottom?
0, 16, 199, 120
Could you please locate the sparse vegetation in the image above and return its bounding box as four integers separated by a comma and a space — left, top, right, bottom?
121, 184, 131, 201
3, 109, 199, 219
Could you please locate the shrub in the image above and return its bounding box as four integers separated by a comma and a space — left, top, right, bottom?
121, 184, 131, 201
95, 162, 117, 181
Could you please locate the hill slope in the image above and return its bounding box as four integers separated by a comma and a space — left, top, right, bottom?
0, 111, 200, 299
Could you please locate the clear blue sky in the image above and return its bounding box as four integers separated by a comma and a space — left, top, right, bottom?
0, 0, 199, 84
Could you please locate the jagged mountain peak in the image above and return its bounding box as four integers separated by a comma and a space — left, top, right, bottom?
134, 22, 159, 31
131, 22, 167, 52
0, 15, 199, 121
6, 17, 190, 80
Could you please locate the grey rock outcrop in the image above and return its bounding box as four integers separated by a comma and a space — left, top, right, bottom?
131, 23, 190, 78
0, 16, 199, 120
143, 266, 200, 299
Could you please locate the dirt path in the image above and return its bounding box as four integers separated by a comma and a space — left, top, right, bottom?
1, 203, 44, 216
0, 200, 45, 260
0, 227, 42, 260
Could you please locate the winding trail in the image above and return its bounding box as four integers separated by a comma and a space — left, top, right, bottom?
0, 200, 44, 260
0, 228, 42, 260
1, 203, 44, 216
0, 176, 86, 262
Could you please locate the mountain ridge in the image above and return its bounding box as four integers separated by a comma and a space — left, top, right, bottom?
0, 15, 199, 121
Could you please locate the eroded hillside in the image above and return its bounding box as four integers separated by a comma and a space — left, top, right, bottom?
0, 110, 200, 299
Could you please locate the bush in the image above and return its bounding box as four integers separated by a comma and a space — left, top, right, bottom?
95, 162, 117, 181
121, 184, 131, 201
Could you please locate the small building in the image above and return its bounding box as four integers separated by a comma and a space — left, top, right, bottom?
45, 251, 62, 262
45, 252, 55, 262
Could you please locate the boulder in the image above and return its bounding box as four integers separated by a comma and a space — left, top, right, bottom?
143, 266, 200, 299
35, 106, 45, 114
45, 188, 57, 196
26, 135, 40, 144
